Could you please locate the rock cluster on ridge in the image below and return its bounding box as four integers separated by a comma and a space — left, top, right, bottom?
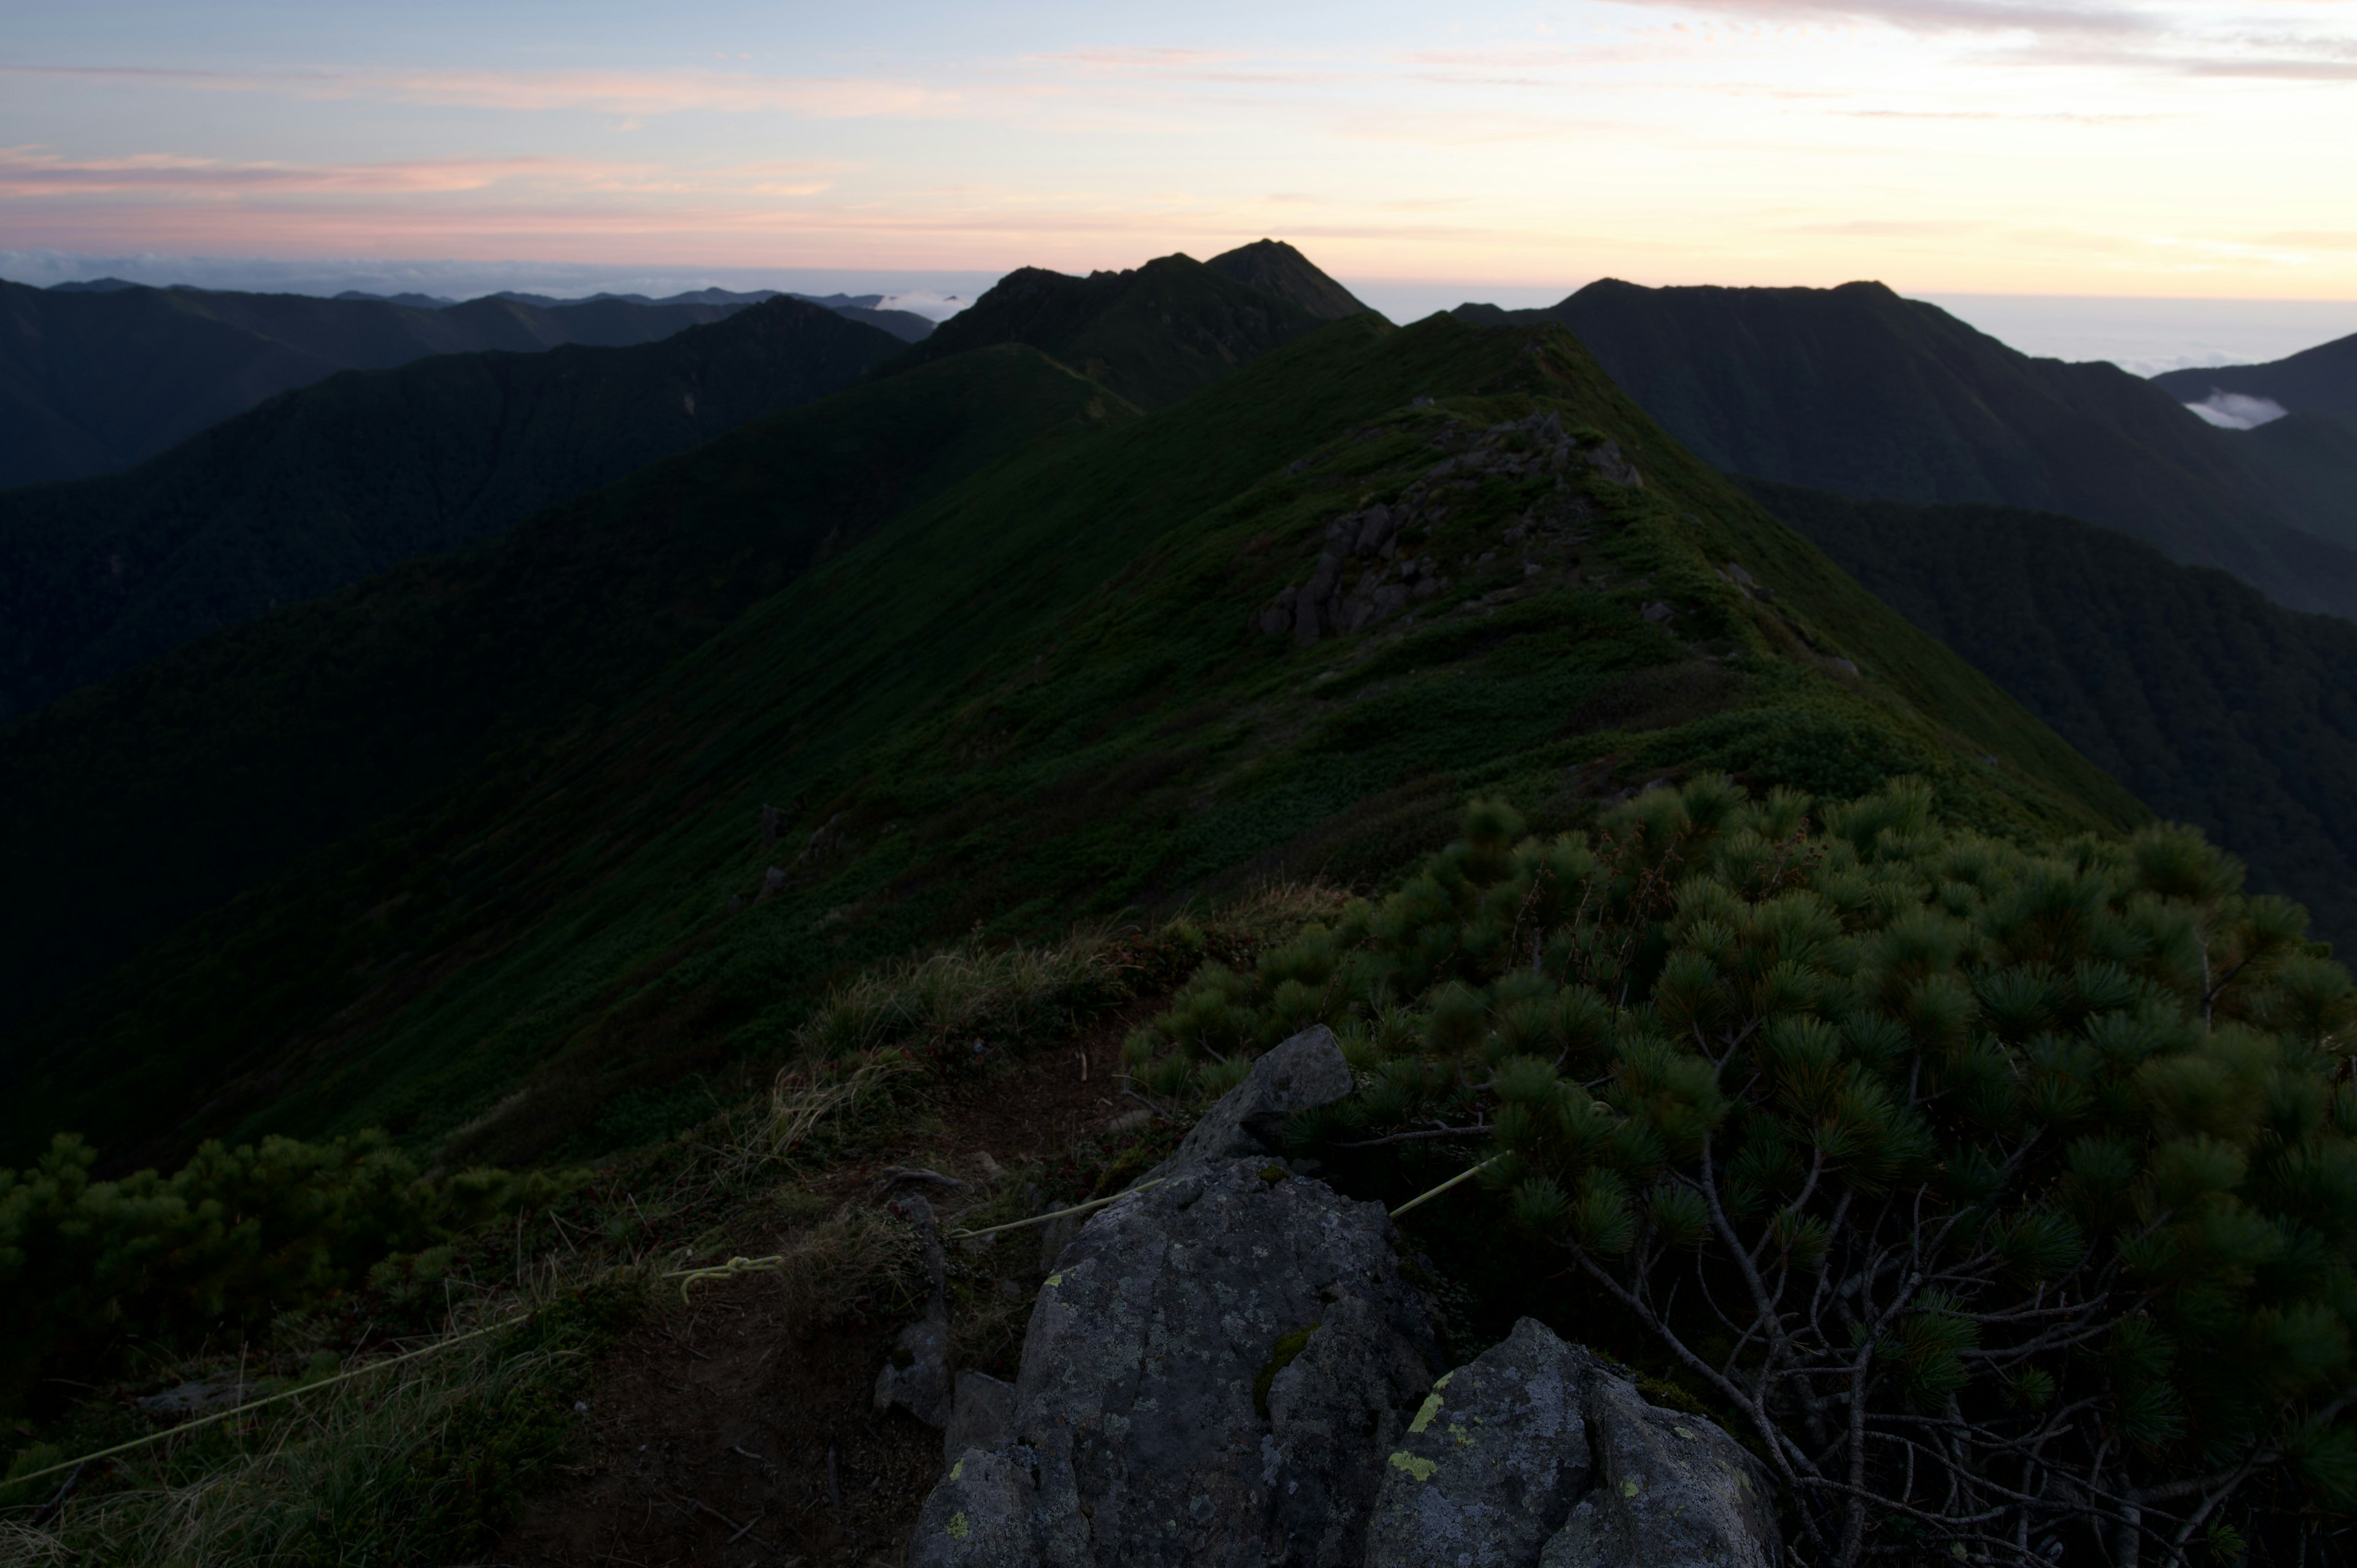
1253, 412, 1643, 646
900, 1024, 1781, 1568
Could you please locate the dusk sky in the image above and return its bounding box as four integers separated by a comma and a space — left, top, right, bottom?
5, 0, 2356, 303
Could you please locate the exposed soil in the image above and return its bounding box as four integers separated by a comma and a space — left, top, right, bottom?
494, 1019, 1151, 1568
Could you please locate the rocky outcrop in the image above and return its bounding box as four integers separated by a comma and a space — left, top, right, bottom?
1253, 411, 1639, 646
902, 1026, 1779, 1568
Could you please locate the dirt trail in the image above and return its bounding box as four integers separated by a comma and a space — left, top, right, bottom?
497, 1023, 1141, 1568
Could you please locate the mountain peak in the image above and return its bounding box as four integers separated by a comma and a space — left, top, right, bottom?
1204, 239, 1368, 320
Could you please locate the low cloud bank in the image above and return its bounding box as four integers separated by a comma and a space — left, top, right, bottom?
2185, 392, 2290, 430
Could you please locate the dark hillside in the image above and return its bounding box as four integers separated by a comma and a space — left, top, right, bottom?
2153, 328, 2357, 415
886, 247, 1334, 407
0, 297, 902, 721
0, 346, 1129, 1051
1458, 280, 2357, 619
0, 312, 2138, 1170
0, 280, 754, 485
1202, 238, 1369, 320
1749, 476, 2357, 947
2234, 409, 2357, 551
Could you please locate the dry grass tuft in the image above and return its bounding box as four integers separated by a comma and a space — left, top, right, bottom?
794, 932, 1129, 1060
0, 1301, 584, 1568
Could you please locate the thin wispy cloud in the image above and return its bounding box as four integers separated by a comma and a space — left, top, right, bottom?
0, 64, 960, 119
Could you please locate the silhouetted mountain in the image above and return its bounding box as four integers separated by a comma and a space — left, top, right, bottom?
0, 297, 904, 722
2154, 329, 2357, 417
0, 280, 754, 486
1747, 477, 2357, 949
0, 309, 2132, 1168
1457, 280, 2357, 620
1202, 239, 1369, 320
887, 245, 1338, 408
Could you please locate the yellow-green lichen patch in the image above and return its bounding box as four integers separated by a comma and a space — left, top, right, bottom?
1407, 1392, 1445, 1434
1390, 1451, 1439, 1481
947, 1512, 971, 1540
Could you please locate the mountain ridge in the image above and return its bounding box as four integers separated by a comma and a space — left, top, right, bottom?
1456, 279, 2357, 619
0, 296, 905, 722
0, 306, 2139, 1170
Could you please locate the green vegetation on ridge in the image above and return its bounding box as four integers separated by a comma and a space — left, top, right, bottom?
1132, 782, 2357, 1566
2, 310, 2140, 1174
0, 343, 1131, 1054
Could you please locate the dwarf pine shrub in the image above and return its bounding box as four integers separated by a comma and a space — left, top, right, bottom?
0, 1131, 562, 1418
1129, 779, 2357, 1568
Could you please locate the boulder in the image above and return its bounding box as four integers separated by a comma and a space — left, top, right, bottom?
1542, 1365, 1776, 1568
1162, 1024, 1353, 1168
1363, 1318, 1592, 1568
1364, 1318, 1776, 1568
945, 1370, 1018, 1461
911, 1024, 1433, 1568
899, 1032, 1780, 1568
1008, 1157, 1438, 1568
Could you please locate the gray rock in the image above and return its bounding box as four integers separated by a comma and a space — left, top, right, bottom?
1164, 1024, 1353, 1168
1584, 441, 1643, 488
1015, 1157, 1437, 1568
1541, 1364, 1776, 1568
946, 1370, 1019, 1461
877, 1316, 954, 1429
1641, 601, 1674, 623
1363, 1318, 1593, 1568
911, 1447, 1041, 1568
1366, 1318, 1776, 1568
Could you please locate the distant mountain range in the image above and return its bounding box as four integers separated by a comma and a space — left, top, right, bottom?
0, 278, 934, 489
0, 297, 905, 722
1456, 282, 2357, 620
2154, 328, 2357, 417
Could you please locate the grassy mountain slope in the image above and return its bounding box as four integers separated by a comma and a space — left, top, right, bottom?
0, 298, 903, 722
886, 247, 1337, 408
0, 345, 1128, 1051
1457, 280, 2357, 620
1, 312, 2139, 1170
1202, 239, 1370, 319
2153, 328, 2357, 416
1748, 477, 2357, 948
0, 280, 752, 486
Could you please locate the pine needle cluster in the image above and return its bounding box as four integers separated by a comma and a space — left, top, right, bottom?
1129, 779, 2357, 1567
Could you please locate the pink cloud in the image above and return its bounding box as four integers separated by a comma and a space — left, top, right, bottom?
0, 64, 961, 119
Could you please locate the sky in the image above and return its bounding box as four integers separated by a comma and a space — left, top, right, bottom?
4, 0, 2356, 323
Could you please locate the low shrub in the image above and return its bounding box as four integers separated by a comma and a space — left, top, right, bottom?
0, 1131, 563, 1418
1134, 779, 2357, 1567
